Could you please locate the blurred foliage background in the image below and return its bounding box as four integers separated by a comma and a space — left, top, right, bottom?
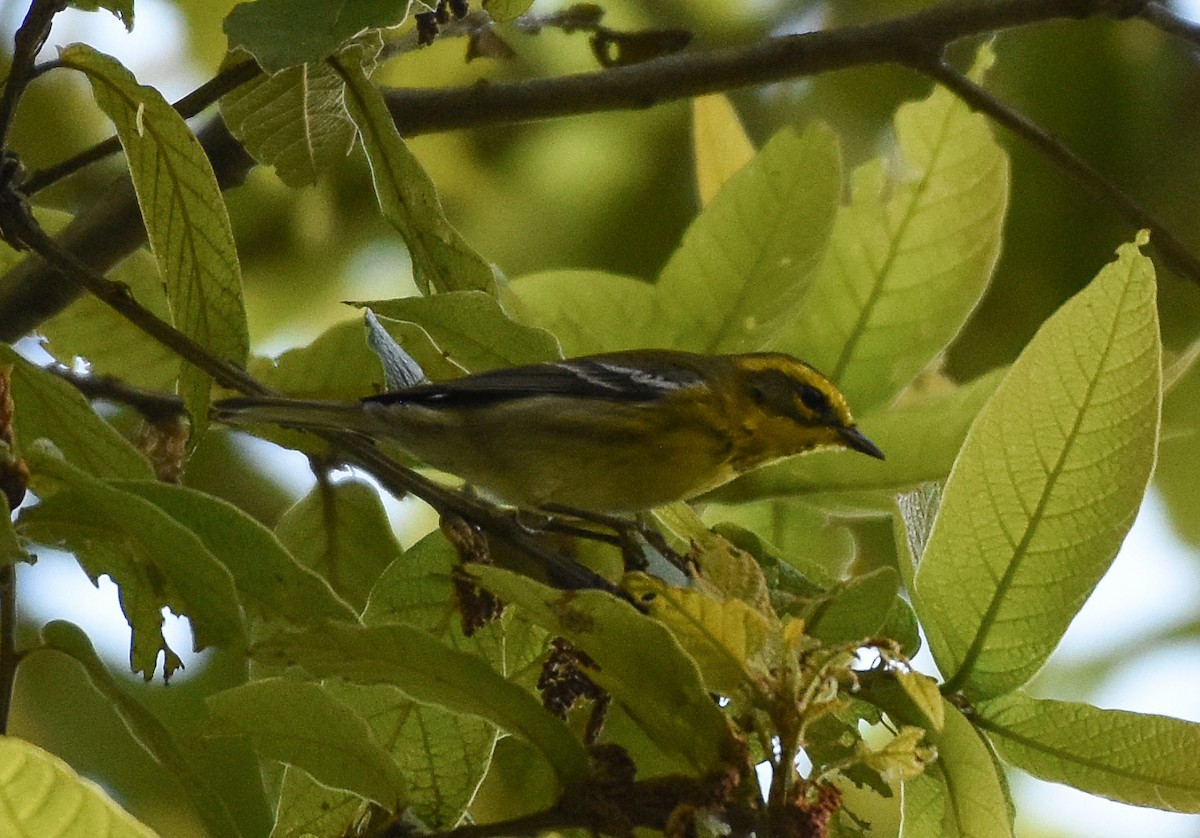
3, 0, 1200, 836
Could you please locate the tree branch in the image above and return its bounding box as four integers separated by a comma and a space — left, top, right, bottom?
1, 0, 1192, 345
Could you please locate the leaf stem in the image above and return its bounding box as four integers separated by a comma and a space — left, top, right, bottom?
0, 562, 18, 734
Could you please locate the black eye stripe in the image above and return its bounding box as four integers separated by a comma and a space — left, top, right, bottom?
797, 384, 830, 413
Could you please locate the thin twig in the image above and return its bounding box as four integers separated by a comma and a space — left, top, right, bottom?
918, 58, 1200, 281
0, 563, 18, 734
45, 364, 185, 422
0, 0, 67, 150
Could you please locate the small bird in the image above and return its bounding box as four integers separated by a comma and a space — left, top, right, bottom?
214, 349, 883, 513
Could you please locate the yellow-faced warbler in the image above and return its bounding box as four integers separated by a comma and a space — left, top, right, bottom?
214, 349, 883, 513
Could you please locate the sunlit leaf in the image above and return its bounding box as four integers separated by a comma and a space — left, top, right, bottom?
0, 736, 159, 838
916, 237, 1160, 698
692, 94, 755, 207
977, 693, 1200, 813
60, 45, 248, 435
779, 47, 1008, 410
220, 36, 380, 187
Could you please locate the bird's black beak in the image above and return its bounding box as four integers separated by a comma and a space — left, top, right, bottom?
840, 425, 885, 460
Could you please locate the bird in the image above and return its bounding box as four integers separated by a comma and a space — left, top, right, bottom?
213, 349, 883, 514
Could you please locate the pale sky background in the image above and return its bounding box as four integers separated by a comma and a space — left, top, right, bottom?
7, 1, 1200, 836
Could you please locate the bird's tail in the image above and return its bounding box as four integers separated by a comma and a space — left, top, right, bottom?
212, 396, 369, 434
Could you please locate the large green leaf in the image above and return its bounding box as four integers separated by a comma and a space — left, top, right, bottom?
899, 699, 1014, 838
41, 621, 242, 838
208, 678, 408, 809
657, 123, 840, 353
0, 736, 159, 838
60, 45, 248, 434
252, 622, 589, 786
472, 566, 735, 775
224, 0, 409, 73
116, 481, 357, 627
509, 125, 840, 354
778, 49, 1008, 410
333, 58, 497, 296
976, 692, 1200, 813
915, 237, 1160, 698
220, 38, 381, 187
0, 345, 153, 481
20, 446, 246, 680
274, 478, 401, 613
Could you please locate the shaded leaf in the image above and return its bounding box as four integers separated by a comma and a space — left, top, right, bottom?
116, 481, 357, 627
224, 0, 409, 73
209, 678, 408, 808
21, 446, 246, 680
333, 58, 497, 296
473, 566, 734, 774
252, 621, 589, 785
40, 621, 242, 838
0, 345, 153, 480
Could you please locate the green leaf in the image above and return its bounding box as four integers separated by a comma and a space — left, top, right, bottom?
916, 237, 1161, 698
653, 502, 772, 612
708, 367, 1005, 512
333, 58, 497, 296
806, 566, 900, 644
901, 699, 1014, 838
779, 48, 1008, 410
472, 566, 735, 775
39, 248, 179, 391
692, 94, 756, 207
249, 319, 386, 401
0, 736, 159, 838
220, 37, 381, 187
40, 621, 243, 838
60, 45, 248, 434
209, 678, 408, 808
275, 478, 401, 612
224, 0, 409, 73
68, 0, 134, 30
0, 345, 153, 480
357, 291, 561, 372
705, 504, 854, 590
977, 692, 1200, 813
20, 446, 246, 680
894, 482, 942, 595
252, 621, 589, 785
659, 123, 840, 353
508, 270, 665, 356
115, 481, 357, 627
509, 126, 839, 355
621, 573, 776, 700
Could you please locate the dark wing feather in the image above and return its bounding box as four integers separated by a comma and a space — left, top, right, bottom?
362, 352, 708, 408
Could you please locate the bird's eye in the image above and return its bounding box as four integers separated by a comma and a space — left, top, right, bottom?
797, 384, 830, 413
750, 385, 768, 405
